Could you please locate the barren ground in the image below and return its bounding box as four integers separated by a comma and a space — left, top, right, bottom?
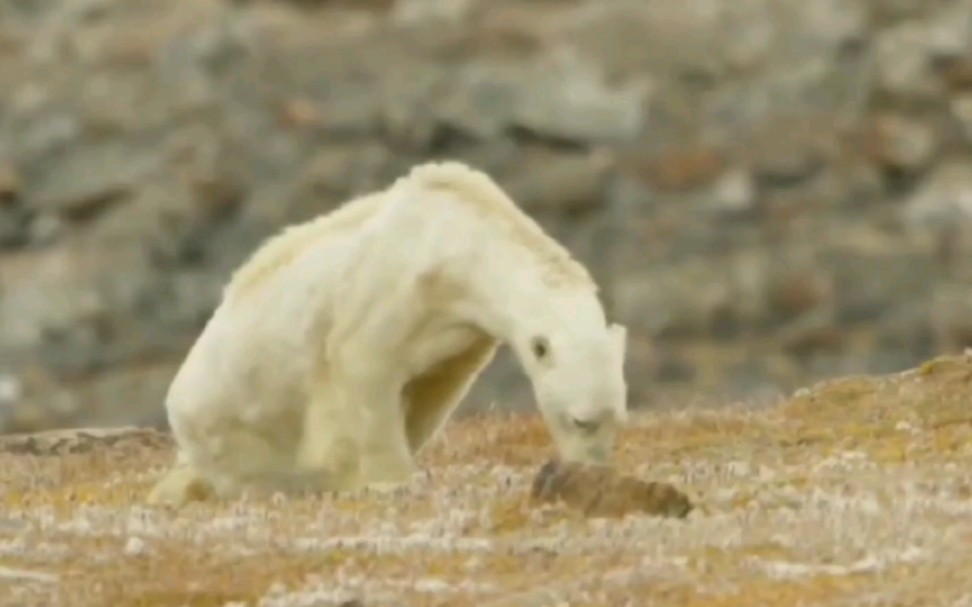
3, 354, 972, 607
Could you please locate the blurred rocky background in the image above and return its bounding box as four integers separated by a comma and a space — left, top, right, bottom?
1, 0, 971, 434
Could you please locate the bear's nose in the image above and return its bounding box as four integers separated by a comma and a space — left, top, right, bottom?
569, 405, 614, 431
570, 415, 601, 433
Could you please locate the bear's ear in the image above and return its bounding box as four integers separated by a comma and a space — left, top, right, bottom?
609, 323, 627, 359
530, 335, 552, 363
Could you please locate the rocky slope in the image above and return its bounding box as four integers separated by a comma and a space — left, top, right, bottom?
1, 0, 972, 432
2, 352, 972, 606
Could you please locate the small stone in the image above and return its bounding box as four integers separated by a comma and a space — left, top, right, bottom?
874, 23, 939, 99
925, 0, 972, 60
279, 98, 323, 130
29, 212, 64, 245
435, 65, 520, 139
505, 150, 612, 211
749, 120, 824, 185
0, 164, 29, 247
639, 145, 726, 193
942, 59, 972, 90
950, 94, 972, 144
793, 387, 812, 399
123, 536, 147, 556
188, 173, 243, 222
512, 51, 651, 143
903, 159, 972, 229
765, 261, 835, 321
0, 205, 31, 249
0, 375, 22, 404
866, 113, 938, 173
0, 164, 19, 202
25, 140, 156, 218
709, 167, 757, 215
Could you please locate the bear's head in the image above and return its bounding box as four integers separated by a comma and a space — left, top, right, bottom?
520, 322, 629, 465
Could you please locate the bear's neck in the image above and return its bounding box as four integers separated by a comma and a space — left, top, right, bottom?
455, 252, 606, 356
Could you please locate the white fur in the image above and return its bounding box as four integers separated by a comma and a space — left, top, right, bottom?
147, 160, 629, 505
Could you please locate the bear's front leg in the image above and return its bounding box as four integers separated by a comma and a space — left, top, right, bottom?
297, 372, 417, 494
354, 399, 418, 494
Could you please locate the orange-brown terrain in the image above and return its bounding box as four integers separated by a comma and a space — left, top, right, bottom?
3, 353, 972, 606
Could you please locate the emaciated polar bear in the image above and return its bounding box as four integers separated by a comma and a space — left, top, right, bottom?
147, 160, 629, 505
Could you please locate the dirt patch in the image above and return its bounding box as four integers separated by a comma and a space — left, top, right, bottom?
3, 353, 972, 606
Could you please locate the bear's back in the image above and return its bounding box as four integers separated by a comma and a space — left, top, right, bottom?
223, 191, 388, 304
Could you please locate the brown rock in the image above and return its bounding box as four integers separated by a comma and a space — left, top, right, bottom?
0, 164, 19, 203
506, 150, 613, 211
630, 145, 725, 193
950, 93, 972, 144
510, 52, 651, 144
874, 22, 941, 99
747, 118, 826, 184
708, 167, 757, 216
941, 59, 972, 91
864, 112, 938, 173
530, 459, 693, 519
186, 172, 243, 222
280, 98, 323, 130
0, 164, 29, 248
766, 262, 835, 321
904, 158, 972, 229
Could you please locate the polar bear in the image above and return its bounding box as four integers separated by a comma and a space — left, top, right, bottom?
147, 160, 629, 505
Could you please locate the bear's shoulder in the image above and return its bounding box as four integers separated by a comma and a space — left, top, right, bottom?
393, 161, 596, 291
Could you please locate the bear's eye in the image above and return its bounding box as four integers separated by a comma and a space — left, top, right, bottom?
530, 335, 550, 361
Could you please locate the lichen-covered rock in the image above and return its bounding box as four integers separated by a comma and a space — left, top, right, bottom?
530, 459, 693, 519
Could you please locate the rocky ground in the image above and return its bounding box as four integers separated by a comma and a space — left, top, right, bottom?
2, 352, 971, 606
2, 0, 972, 433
